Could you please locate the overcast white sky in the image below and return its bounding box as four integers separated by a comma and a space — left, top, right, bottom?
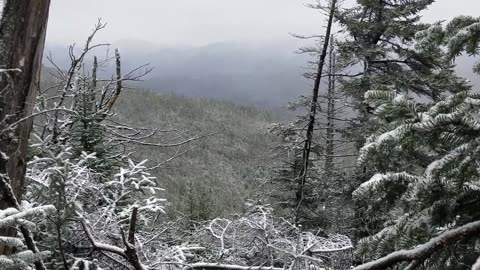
46, 0, 479, 48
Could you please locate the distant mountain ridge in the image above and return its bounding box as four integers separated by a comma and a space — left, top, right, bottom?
43, 39, 480, 113
44, 40, 312, 112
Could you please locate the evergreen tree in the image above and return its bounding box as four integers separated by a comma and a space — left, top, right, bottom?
181, 178, 216, 228
68, 57, 120, 176
0, 205, 54, 269
351, 17, 480, 269
268, 122, 327, 229
336, 0, 467, 149
335, 0, 471, 245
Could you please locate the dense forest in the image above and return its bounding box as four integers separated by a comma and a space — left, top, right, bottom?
1, 0, 480, 270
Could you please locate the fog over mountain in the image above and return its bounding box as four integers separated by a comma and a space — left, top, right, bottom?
44, 40, 315, 111
44, 38, 480, 114
42, 0, 480, 113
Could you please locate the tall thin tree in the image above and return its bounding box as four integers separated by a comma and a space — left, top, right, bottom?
324, 35, 336, 177
296, 0, 338, 223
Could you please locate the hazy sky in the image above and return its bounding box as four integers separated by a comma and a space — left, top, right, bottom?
46, 0, 479, 47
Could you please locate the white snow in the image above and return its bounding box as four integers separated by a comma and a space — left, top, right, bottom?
424, 143, 469, 179
393, 94, 407, 104
0, 151, 8, 160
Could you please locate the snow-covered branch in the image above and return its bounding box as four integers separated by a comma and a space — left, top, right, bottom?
353, 219, 480, 270
183, 263, 285, 270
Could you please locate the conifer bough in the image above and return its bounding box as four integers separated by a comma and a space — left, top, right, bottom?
353, 219, 480, 270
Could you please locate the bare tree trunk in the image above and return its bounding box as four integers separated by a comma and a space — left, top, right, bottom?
105, 49, 122, 111
325, 36, 336, 177
296, 0, 337, 223
0, 0, 51, 255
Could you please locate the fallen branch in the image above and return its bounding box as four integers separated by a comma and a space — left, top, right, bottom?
182, 263, 285, 270
79, 217, 125, 257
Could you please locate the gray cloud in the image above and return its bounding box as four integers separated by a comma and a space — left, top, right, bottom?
46, 0, 478, 47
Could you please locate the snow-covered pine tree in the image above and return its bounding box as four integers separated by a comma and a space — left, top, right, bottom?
335, 0, 471, 244
26, 143, 101, 269
0, 205, 54, 269
69, 56, 117, 175
336, 0, 467, 149
351, 17, 480, 270
268, 120, 328, 229
443, 16, 480, 74
353, 91, 480, 270
26, 141, 166, 269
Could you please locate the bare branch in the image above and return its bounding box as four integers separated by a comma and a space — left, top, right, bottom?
79, 217, 126, 257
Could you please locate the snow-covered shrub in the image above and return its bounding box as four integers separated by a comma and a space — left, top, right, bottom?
26, 139, 166, 268
185, 205, 352, 270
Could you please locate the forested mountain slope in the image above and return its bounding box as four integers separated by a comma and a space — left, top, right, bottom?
112, 89, 276, 223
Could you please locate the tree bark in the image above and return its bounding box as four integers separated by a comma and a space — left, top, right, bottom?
0, 0, 51, 255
